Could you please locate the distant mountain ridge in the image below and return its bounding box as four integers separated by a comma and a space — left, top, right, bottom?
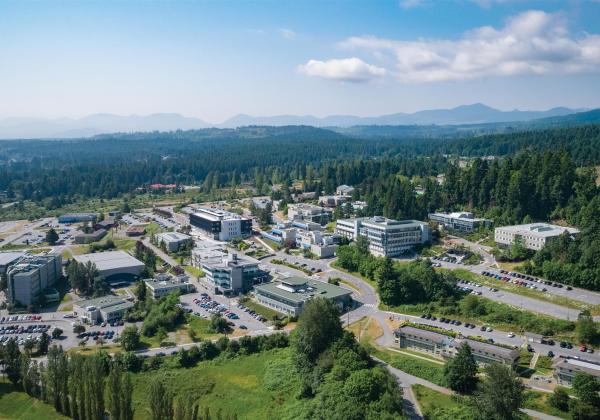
219, 103, 583, 128
0, 104, 591, 139
0, 113, 209, 139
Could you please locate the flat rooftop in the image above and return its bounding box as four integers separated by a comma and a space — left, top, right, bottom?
497, 223, 580, 237
254, 276, 352, 304
157, 231, 191, 241
192, 207, 246, 222
73, 295, 133, 311
74, 250, 144, 271
361, 216, 427, 229
0, 251, 25, 267
430, 212, 489, 222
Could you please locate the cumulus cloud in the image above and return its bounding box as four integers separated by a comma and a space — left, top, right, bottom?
337, 10, 600, 82
297, 57, 387, 82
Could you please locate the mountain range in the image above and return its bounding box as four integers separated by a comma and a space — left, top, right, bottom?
0, 103, 590, 139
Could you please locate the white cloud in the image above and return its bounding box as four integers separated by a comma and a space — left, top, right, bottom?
278, 28, 296, 39
297, 57, 387, 82
399, 0, 424, 9
337, 10, 600, 82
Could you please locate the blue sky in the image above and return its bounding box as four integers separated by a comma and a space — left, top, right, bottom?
1, 0, 599, 122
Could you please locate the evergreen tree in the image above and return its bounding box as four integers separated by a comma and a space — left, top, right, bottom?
4, 339, 22, 385
45, 228, 59, 245
473, 363, 524, 420
148, 378, 173, 420
576, 310, 599, 345
107, 364, 123, 420
121, 373, 135, 420
444, 343, 478, 394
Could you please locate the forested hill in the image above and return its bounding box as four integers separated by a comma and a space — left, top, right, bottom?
436, 125, 600, 166
0, 124, 599, 203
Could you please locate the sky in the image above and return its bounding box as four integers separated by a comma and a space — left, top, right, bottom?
1, 0, 600, 123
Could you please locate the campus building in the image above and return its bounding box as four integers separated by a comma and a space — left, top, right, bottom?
73, 251, 145, 282
74, 229, 107, 244
295, 230, 340, 258
200, 252, 268, 295
125, 225, 145, 237
428, 211, 492, 233
553, 356, 600, 387
335, 216, 430, 257
0, 251, 25, 275
58, 213, 98, 224
189, 207, 252, 241
156, 231, 192, 252
287, 203, 332, 226
144, 274, 194, 300
7, 252, 62, 306
336, 185, 355, 196
318, 195, 348, 208
254, 275, 352, 317
73, 295, 134, 324
494, 223, 580, 251
394, 325, 520, 367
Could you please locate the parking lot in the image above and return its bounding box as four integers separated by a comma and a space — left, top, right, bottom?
179, 285, 271, 333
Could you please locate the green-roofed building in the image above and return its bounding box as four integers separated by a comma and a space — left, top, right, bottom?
253, 275, 352, 317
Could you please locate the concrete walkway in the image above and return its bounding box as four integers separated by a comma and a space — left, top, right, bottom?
372, 356, 564, 420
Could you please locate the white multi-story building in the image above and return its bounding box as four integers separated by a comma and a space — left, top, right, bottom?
189, 207, 252, 241
428, 211, 491, 233
336, 216, 430, 257
7, 252, 62, 306
287, 203, 332, 226
494, 223, 580, 251
144, 274, 193, 299
199, 252, 268, 295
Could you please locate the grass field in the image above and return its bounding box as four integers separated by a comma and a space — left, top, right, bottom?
241, 298, 281, 321
522, 390, 569, 419
346, 317, 383, 345
183, 316, 222, 341
411, 384, 473, 419
331, 262, 379, 290
0, 382, 67, 420
183, 265, 204, 278
369, 345, 448, 387
129, 348, 300, 420
535, 356, 554, 375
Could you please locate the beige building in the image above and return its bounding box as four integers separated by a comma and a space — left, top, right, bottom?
494, 223, 580, 251
394, 325, 520, 367
553, 356, 600, 387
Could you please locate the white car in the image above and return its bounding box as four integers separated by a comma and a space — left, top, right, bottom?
507, 332, 515, 338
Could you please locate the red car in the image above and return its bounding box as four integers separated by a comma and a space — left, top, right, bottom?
580, 345, 587, 352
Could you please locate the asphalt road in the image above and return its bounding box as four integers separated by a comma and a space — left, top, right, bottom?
261, 251, 600, 362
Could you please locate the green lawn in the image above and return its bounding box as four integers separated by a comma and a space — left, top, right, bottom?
522, 390, 569, 419
535, 356, 554, 375
241, 298, 281, 321
261, 238, 281, 251
0, 382, 67, 420
184, 315, 222, 340
331, 262, 379, 290
412, 384, 474, 420
369, 345, 447, 387
183, 265, 204, 278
